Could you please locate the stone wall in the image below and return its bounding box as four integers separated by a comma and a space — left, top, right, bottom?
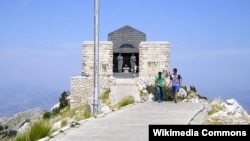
70, 41, 114, 108
139, 41, 170, 79
82, 41, 113, 77
70, 76, 115, 108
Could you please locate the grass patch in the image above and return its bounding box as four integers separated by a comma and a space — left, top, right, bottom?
207, 98, 225, 115
117, 95, 135, 108
14, 119, 52, 141
100, 89, 110, 100
82, 103, 91, 119
59, 103, 92, 122
99, 89, 115, 110
60, 119, 67, 128
100, 89, 112, 106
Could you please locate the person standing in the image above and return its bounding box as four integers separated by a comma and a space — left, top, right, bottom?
164, 70, 171, 87
169, 68, 182, 103
130, 54, 136, 73
155, 71, 165, 103
117, 54, 123, 72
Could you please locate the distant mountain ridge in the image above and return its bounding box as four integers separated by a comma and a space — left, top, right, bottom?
0, 86, 62, 118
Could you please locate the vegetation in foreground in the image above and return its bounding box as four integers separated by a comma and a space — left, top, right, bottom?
3, 88, 135, 141
3, 84, 249, 140
145, 85, 207, 102
14, 119, 51, 141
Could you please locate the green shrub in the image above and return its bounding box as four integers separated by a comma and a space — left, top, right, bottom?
190, 86, 196, 93
163, 86, 173, 101
197, 94, 208, 100
42, 112, 51, 119
99, 89, 113, 109
145, 85, 156, 96
146, 85, 173, 101
14, 133, 27, 141
14, 119, 52, 141
57, 104, 91, 121
59, 91, 69, 109
83, 103, 91, 118
52, 107, 60, 116
118, 95, 135, 107
99, 89, 110, 100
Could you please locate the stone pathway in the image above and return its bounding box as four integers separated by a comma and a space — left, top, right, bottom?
41, 101, 205, 141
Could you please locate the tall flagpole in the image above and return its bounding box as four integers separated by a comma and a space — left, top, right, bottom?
93, 0, 99, 117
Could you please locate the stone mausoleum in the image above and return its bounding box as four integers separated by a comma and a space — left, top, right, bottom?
69, 25, 170, 108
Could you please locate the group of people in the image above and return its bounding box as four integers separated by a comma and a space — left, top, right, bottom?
117, 53, 137, 75
155, 68, 182, 103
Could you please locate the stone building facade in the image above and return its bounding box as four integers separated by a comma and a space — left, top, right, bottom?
70, 25, 170, 108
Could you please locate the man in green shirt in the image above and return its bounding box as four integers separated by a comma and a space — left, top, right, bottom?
155, 71, 165, 103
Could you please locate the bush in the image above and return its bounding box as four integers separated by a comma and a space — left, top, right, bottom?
197, 94, 208, 100
59, 91, 69, 109
52, 107, 60, 116
146, 85, 173, 101
190, 86, 196, 93
14, 119, 52, 141
42, 112, 51, 119
99, 89, 110, 100
82, 104, 91, 119
118, 95, 135, 107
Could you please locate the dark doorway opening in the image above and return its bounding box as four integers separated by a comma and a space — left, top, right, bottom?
113, 53, 139, 73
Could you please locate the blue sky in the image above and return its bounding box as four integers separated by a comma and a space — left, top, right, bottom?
1, 0, 250, 112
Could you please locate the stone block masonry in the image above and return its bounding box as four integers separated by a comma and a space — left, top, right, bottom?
70, 76, 115, 108
70, 41, 114, 108
139, 41, 170, 79
82, 41, 113, 78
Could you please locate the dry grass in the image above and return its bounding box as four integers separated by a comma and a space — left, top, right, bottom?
203, 97, 250, 125
207, 97, 225, 116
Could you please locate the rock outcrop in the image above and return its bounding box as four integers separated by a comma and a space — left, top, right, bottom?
203, 98, 250, 124
0, 108, 46, 138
